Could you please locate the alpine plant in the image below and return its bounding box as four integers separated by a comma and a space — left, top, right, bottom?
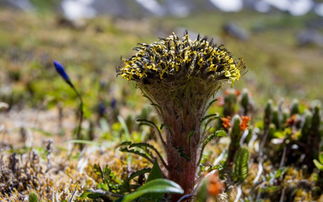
117, 32, 246, 198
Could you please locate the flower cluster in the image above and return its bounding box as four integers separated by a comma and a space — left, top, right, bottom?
117, 32, 245, 84
221, 116, 250, 131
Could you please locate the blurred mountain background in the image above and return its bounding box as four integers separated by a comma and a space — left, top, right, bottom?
0, 0, 323, 108
2, 0, 323, 19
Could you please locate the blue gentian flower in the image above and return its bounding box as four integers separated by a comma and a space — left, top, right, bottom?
98, 101, 106, 116
52, 60, 84, 145
111, 98, 117, 109
53, 61, 73, 87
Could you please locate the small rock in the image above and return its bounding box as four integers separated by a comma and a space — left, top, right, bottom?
222, 22, 249, 41
0, 102, 9, 110
297, 29, 323, 47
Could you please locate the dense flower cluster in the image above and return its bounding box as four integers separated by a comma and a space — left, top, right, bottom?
117, 32, 245, 84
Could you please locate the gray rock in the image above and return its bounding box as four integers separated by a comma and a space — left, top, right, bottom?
297, 29, 323, 47
0, 0, 34, 11
222, 22, 249, 40
91, 0, 151, 18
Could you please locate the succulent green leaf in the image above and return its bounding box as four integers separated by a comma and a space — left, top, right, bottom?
233, 147, 249, 183
264, 100, 273, 128
290, 99, 299, 115
272, 108, 281, 129
311, 105, 321, 132
301, 110, 312, 140
244, 128, 253, 144
122, 179, 184, 202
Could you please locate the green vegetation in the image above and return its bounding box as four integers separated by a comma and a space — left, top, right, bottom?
0, 9, 322, 201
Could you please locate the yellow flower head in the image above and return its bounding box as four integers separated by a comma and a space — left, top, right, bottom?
117, 32, 245, 84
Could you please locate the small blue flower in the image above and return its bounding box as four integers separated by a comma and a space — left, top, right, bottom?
53, 61, 73, 86
98, 101, 106, 116
111, 98, 117, 109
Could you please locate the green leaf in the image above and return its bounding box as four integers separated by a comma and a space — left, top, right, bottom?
118, 116, 130, 140
97, 183, 109, 191
147, 160, 164, 182
129, 143, 159, 156
120, 147, 154, 163
128, 168, 151, 182
319, 152, 323, 163
80, 189, 123, 200
198, 130, 227, 165
274, 168, 286, 179
126, 142, 168, 168
233, 147, 249, 183
313, 159, 323, 170
195, 178, 208, 202
215, 130, 227, 137
69, 139, 100, 146
260, 186, 280, 194
144, 160, 165, 201
119, 141, 132, 147
122, 179, 184, 202
137, 119, 160, 132
205, 98, 218, 111
203, 130, 226, 148
137, 119, 166, 146
29, 192, 39, 202
201, 113, 219, 123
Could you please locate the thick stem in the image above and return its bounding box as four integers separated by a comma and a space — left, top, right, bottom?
162, 107, 202, 201
139, 80, 222, 201
167, 141, 198, 201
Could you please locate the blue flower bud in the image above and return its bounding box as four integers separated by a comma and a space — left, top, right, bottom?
53, 61, 73, 86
